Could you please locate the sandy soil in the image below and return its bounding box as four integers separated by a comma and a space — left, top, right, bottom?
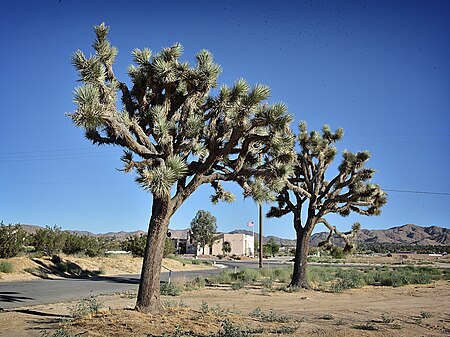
0, 255, 213, 282
1, 281, 449, 337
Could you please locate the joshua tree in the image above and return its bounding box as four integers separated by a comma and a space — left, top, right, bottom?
69, 23, 294, 313
267, 122, 386, 288
190, 210, 217, 255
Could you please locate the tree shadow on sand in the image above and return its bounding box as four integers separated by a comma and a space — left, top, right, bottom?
25, 257, 102, 279
0, 291, 34, 303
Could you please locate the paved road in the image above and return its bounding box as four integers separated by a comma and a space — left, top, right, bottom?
0, 268, 229, 310
2, 259, 448, 310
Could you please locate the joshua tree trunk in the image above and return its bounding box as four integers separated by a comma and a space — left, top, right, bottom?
290, 220, 313, 289
135, 195, 172, 313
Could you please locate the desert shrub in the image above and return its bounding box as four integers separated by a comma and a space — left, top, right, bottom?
420, 311, 431, 318
330, 246, 345, 259
69, 296, 103, 319
0, 261, 13, 273
163, 326, 201, 337
42, 328, 78, 337
366, 266, 441, 287
123, 234, 174, 258
263, 267, 292, 283
234, 268, 261, 282
307, 266, 337, 287
332, 268, 365, 290
207, 270, 234, 285
381, 313, 394, 323
32, 226, 65, 256
122, 234, 146, 257
163, 300, 189, 309
83, 236, 108, 257
216, 319, 249, 337
160, 282, 181, 296
62, 233, 86, 255
250, 307, 291, 323
353, 322, 378, 330
183, 277, 205, 291
0, 222, 27, 258
231, 280, 246, 290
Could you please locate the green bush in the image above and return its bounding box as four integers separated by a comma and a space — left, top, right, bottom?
32, 226, 65, 256
216, 319, 249, 337
0, 222, 27, 258
234, 268, 261, 282
123, 234, 174, 258
160, 282, 181, 296
69, 296, 103, 319
0, 261, 13, 273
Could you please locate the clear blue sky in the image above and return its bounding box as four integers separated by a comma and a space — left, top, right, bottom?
1, 0, 449, 238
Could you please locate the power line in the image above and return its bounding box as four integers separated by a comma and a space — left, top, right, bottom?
384, 189, 450, 196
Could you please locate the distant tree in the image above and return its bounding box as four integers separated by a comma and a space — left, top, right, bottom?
263, 238, 280, 257
163, 237, 175, 257
32, 226, 65, 256
0, 222, 27, 258
222, 241, 232, 255
190, 210, 217, 254
122, 234, 147, 257
69, 23, 294, 313
268, 123, 386, 288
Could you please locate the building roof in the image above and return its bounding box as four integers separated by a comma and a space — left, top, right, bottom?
168, 229, 190, 240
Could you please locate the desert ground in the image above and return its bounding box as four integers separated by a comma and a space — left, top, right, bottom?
1, 254, 449, 336
0, 281, 449, 337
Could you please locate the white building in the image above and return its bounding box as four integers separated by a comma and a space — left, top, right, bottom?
211, 233, 254, 257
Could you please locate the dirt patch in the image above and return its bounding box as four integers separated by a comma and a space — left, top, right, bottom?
1, 281, 449, 336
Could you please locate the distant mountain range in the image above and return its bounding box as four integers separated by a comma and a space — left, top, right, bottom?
230, 224, 449, 246
17, 223, 449, 246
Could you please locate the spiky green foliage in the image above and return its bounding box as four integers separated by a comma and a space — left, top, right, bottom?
69, 23, 295, 312
268, 122, 386, 223
69, 22, 294, 204
268, 122, 386, 287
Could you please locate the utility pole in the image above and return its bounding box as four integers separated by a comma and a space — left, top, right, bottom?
259, 201, 263, 269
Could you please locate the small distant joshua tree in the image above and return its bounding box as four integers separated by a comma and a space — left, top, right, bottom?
69, 23, 294, 313
268, 122, 387, 288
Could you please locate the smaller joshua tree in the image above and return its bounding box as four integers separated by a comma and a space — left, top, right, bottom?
268, 122, 387, 288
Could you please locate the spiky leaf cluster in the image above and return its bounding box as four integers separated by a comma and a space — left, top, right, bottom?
68, 23, 294, 204
268, 122, 386, 232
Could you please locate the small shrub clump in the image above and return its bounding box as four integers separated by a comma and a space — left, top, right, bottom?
160, 282, 182, 296
68, 296, 103, 319
0, 261, 14, 273
0, 222, 27, 258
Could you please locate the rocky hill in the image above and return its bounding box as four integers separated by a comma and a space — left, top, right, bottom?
230, 224, 449, 247
309, 224, 449, 247
14, 223, 449, 246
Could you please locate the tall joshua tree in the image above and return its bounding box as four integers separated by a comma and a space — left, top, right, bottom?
69, 23, 294, 313
268, 122, 387, 288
